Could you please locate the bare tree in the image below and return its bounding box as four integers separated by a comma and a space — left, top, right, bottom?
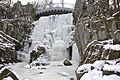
31, 0, 54, 10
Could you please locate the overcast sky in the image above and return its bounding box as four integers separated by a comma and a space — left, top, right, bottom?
11, 0, 76, 5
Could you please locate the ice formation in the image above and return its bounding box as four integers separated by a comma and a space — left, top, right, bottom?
28, 13, 80, 61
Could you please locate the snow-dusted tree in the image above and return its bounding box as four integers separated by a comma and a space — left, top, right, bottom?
31, 0, 54, 10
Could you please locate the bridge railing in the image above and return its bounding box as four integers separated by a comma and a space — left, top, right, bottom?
37, 3, 74, 10
51, 3, 74, 9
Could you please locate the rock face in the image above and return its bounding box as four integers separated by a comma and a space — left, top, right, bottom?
73, 0, 120, 63
0, 1, 35, 19
0, 2, 34, 63
0, 30, 20, 63
0, 17, 34, 63
73, 0, 120, 80
0, 66, 20, 80
0, 17, 34, 43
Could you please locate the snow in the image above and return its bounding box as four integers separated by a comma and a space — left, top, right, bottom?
77, 64, 92, 74
77, 59, 120, 80
103, 44, 120, 51
80, 69, 120, 80
3, 77, 13, 80
0, 66, 21, 80
24, 65, 31, 69
92, 60, 105, 70
101, 75, 120, 80
10, 70, 22, 80
103, 64, 120, 72
10, 61, 78, 80
99, 39, 113, 44
58, 72, 69, 77
80, 70, 102, 80
0, 66, 10, 73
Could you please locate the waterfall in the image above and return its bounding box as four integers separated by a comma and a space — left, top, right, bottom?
24, 13, 80, 62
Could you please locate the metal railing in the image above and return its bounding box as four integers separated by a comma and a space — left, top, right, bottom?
38, 3, 74, 10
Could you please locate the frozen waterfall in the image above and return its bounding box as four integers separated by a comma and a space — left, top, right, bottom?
28, 13, 80, 61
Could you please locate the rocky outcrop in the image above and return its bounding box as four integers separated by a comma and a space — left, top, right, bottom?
0, 2, 34, 64
73, 0, 120, 80
30, 46, 46, 63
73, 0, 120, 63
84, 40, 120, 63
77, 59, 120, 80
0, 1, 35, 19
0, 17, 34, 43
0, 18, 34, 63
0, 66, 20, 80
0, 30, 21, 63
73, 0, 120, 62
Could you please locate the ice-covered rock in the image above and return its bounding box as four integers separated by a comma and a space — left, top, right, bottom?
63, 59, 72, 66
24, 65, 31, 69
3, 77, 13, 80
58, 72, 69, 77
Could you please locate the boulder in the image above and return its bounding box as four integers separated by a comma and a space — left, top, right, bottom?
0, 67, 20, 80
0, 30, 22, 63
63, 59, 72, 66
30, 46, 46, 63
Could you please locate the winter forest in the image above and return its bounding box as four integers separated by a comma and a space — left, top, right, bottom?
0, 0, 120, 80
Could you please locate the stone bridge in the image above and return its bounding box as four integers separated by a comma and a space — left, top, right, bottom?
35, 3, 74, 20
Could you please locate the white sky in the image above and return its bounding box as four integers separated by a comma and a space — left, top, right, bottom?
11, 0, 76, 5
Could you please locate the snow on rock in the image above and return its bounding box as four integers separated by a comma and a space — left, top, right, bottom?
77, 64, 92, 74
103, 64, 120, 72
24, 65, 31, 69
92, 60, 105, 70
58, 72, 69, 77
103, 44, 120, 51
3, 77, 13, 80
0, 66, 9, 73
99, 39, 113, 44
101, 75, 120, 80
77, 59, 120, 80
0, 66, 21, 80
80, 70, 102, 80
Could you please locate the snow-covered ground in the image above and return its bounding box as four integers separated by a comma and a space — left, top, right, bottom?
10, 61, 78, 80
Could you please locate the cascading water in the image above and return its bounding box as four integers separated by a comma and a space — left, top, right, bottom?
24, 13, 80, 62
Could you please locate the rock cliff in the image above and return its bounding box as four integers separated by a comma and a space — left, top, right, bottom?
73, 0, 120, 80
0, 1, 34, 63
